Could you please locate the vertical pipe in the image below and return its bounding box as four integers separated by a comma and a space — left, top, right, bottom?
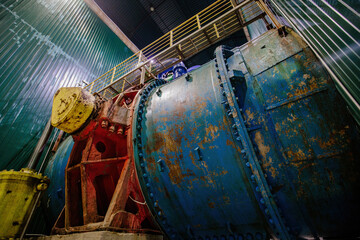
26, 119, 54, 170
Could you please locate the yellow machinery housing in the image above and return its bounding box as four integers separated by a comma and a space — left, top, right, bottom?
51, 87, 95, 134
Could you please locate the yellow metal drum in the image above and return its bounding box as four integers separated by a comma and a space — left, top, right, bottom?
0, 168, 49, 238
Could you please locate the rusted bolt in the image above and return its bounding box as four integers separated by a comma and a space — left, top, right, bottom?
157, 159, 165, 172
156, 89, 162, 97
101, 120, 108, 128
37, 183, 48, 191
109, 125, 115, 133
185, 73, 192, 82
194, 146, 203, 161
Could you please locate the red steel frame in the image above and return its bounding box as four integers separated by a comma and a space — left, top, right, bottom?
52, 89, 160, 234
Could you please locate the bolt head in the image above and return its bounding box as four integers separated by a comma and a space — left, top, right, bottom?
109, 125, 115, 133
101, 120, 108, 128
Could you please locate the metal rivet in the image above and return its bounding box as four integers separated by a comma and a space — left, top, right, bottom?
265, 208, 269, 215
237, 234, 244, 240
250, 175, 255, 182
185, 74, 192, 81
256, 186, 260, 192
101, 120, 108, 128
246, 162, 250, 167
109, 125, 115, 132
246, 233, 253, 240
260, 198, 265, 205
255, 232, 263, 240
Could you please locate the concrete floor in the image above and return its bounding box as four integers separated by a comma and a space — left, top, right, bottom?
30, 231, 163, 240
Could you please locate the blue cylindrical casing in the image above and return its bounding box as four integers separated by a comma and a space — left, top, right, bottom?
44, 137, 74, 225
132, 29, 360, 239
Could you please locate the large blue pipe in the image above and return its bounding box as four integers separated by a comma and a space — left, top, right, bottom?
132, 28, 360, 239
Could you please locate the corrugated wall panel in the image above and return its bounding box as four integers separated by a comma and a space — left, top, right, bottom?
268, 0, 360, 125
0, 0, 132, 170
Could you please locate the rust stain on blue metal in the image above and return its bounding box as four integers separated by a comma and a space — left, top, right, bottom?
132, 28, 360, 239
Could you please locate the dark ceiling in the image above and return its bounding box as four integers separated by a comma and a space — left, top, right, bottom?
95, 0, 216, 49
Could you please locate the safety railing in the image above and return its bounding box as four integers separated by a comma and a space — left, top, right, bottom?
85, 0, 281, 98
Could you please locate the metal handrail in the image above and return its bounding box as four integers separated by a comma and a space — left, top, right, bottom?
85, 0, 280, 98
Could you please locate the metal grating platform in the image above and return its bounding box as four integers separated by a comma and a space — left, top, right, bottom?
85, 0, 281, 99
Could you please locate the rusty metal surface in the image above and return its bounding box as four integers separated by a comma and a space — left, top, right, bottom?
133, 64, 267, 238
236, 28, 360, 238
268, 0, 360, 127
51, 91, 160, 235
132, 28, 360, 239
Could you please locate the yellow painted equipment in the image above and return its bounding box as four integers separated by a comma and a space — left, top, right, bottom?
0, 168, 49, 238
51, 87, 95, 133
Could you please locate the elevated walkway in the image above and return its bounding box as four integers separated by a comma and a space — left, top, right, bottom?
85, 0, 282, 99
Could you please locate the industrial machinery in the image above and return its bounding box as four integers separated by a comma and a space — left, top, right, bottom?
49, 28, 360, 239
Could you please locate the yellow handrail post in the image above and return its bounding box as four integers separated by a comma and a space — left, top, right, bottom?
170, 31, 173, 47
214, 23, 220, 38
196, 14, 201, 29
121, 78, 126, 92
89, 82, 95, 93
110, 66, 116, 83
137, 51, 143, 65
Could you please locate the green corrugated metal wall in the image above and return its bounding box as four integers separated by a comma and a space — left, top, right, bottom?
0, 0, 132, 170
269, 0, 360, 125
